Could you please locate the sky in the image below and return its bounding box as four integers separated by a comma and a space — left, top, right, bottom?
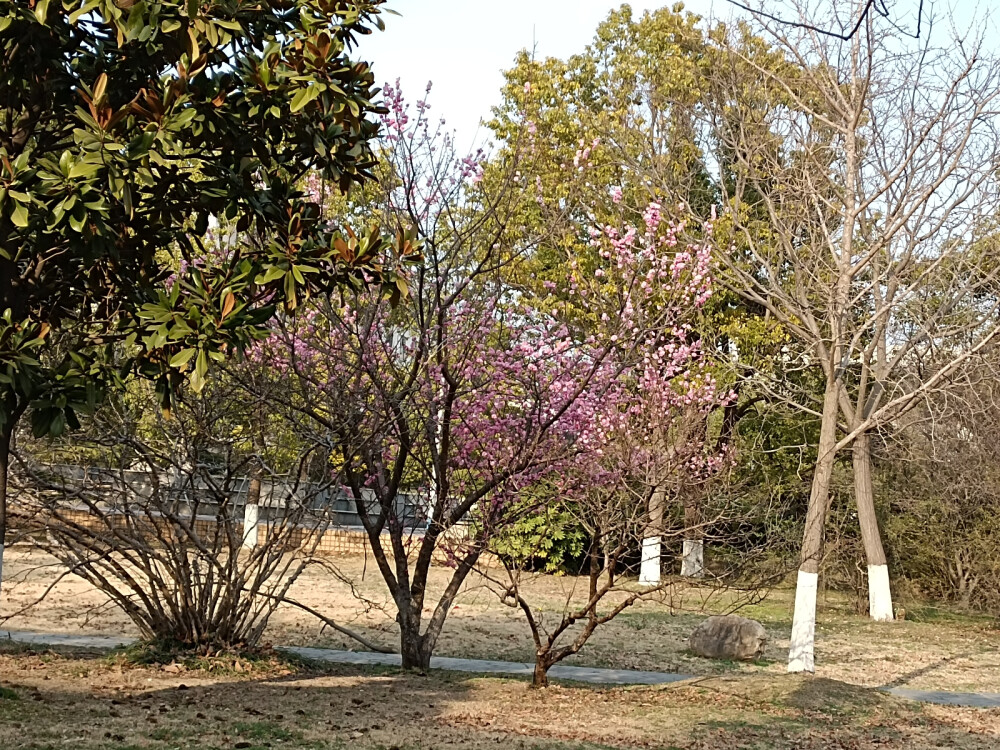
356, 1, 992, 151
356, 0, 719, 151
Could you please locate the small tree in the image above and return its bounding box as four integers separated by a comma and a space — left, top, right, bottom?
256, 84, 726, 669
491, 245, 735, 686
0, 0, 405, 595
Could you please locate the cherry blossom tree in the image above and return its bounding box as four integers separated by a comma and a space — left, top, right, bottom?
254, 86, 726, 669
492, 228, 735, 685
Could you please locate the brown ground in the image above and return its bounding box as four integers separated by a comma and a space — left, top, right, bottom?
1, 546, 998, 694
1, 642, 999, 750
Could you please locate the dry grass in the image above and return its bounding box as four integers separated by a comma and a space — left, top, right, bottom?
2, 547, 998, 694
1, 642, 1000, 750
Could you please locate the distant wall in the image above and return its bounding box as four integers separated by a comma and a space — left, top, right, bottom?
12, 507, 469, 559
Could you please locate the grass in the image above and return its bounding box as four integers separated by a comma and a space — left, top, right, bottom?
902, 604, 997, 626
0, 642, 999, 750
232, 720, 300, 742
7, 547, 1000, 693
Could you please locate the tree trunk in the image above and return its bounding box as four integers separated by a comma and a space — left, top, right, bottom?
532, 656, 551, 688
681, 539, 705, 578
242, 472, 262, 550
853, 430, 894, 621
0, 426, 10, 600
788, 378, 840, 673
681, 500, 705, 578
639, 486, 665, 586
398, 606, 431, 670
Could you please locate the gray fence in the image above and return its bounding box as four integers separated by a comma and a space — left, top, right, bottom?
35, 464, 428, 530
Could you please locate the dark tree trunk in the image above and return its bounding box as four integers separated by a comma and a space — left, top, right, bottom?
532, 656, 551, 688
398, 606, 431, 670
0, 425, 12, 599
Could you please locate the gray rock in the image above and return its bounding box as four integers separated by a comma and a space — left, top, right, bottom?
688, 615, 768, 661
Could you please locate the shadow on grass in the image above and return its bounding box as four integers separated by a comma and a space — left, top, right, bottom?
0, 641, 622, 750
878, 652, 981, 691
5, 641, 1000, 750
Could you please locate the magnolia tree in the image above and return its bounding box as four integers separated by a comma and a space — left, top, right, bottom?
0, 0, 403, 600
250, 86, 728, 669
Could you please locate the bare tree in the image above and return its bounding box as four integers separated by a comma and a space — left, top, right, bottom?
709, 0, 1000, 671
724, 0, 926, 42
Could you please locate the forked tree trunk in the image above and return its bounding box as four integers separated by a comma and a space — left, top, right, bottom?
788, 379, 840, 673
639, 486, 665, 586
852, 430, 894, 621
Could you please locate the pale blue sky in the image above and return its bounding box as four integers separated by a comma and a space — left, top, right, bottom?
357, 1, 719, 150
357, 1, 991, 151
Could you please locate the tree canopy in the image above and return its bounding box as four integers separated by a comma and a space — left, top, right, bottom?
0, 0, 407, 435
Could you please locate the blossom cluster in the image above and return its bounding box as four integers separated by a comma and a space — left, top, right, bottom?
258, 86, 733, 539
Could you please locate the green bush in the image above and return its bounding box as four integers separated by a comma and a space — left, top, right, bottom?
489, 504, 589, 575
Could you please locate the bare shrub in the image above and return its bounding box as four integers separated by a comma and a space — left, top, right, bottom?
8, 379, 339, 651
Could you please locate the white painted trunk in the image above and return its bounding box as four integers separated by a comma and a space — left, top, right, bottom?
787, 570, 818, 673
868, 564, 894, 622
639, 536, 661, 586
242, 504, 259, 550
680, 539, 705, 578
0, 543, 4, 596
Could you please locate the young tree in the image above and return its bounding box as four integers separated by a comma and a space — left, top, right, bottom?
709, 1, 1000, 670
0, 0, 403, 595
491, 208, 733, 685
256, 83, 724, 669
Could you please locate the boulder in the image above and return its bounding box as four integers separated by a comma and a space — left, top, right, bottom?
688, 615, 768, 661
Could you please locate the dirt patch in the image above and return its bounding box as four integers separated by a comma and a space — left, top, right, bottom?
2, 547, 999, 694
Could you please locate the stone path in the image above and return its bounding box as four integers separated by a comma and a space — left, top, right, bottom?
285, 645, 691, 685
1, 631, 129, 651
3, 629, 998, 707
886, 688, 1000, 709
